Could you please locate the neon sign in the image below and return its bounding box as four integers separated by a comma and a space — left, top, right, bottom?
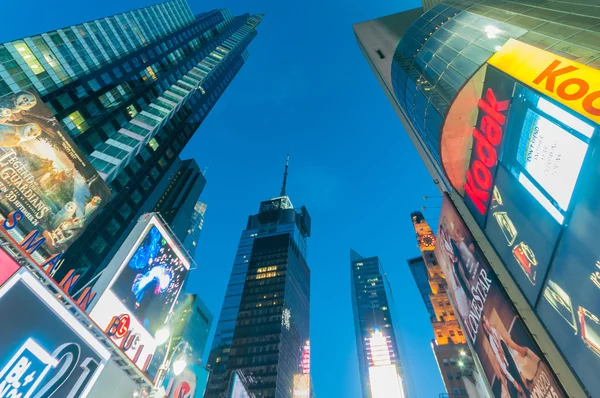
464, 88, 509, 215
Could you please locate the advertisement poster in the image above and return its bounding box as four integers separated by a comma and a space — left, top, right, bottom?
0, 269, 109, 397
0, 91, 110, 256
435, 195, 565, 398
111, 225, 188, 333
484, 166, 561, 305
536, 139, 600, 396
0, 247, 20, 286
89, 217, 189, 375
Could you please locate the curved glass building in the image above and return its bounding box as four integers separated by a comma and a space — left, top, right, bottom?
355, 1, 600, 397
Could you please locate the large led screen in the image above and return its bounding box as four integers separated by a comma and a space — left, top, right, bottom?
435, 195, 565, 398
89, 218, 189, 374
484, 166, 561, 304
0, 269, 110, 397
501, 85, 592, 225
536, 139, 600, 396
0, 91, 110, 257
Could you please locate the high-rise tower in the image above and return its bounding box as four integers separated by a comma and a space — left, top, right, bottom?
350, 250, 412, 398
0, 0, 264, 287
205, 157, 312, 398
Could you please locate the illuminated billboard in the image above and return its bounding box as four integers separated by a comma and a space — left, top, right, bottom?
367, 330, 405, 398
0, 268, 110, 397
0, 91, 110, 259
89, 214, 190, 374
0, 247, 20, 286
535, 141, 600, 394
435, 195, 565, 398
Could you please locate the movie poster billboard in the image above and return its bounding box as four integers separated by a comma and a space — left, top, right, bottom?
536, 136, 600, 395
435, 194, 565, 398
0, 268, 110, 397
89, 214, 190, 375
0, 91, 110, 257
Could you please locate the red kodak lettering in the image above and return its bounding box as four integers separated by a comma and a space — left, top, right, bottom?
533, 60, 578, 93
478, 88, 509, 125
464, 170, 489, 215
473, 128, 497, 168
480, 116, 502, 145
557, 78, 589, 100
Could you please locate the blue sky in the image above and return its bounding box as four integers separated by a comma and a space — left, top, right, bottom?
2, 0, 445, 396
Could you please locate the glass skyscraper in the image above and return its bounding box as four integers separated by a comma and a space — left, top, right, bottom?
350, 250, 412, 398
205, 161, 312, 398
183, 200, 207, 258
0, 0, 263, 287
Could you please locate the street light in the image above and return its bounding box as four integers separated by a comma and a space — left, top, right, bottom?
459, 350, 466, 357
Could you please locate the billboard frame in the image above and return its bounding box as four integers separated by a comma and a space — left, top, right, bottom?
0, 226, 154, 388
446, 190, 587, 397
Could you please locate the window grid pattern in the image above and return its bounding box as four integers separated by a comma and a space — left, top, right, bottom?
391, 0, 600, 163
88, 17, 258, 182
0, 0, 194, 96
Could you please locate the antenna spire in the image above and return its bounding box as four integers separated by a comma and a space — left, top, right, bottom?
280, 154, 289, 197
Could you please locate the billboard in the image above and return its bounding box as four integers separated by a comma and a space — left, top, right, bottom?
535, 138, 600, 394
0, 268, 110, 397
89, 214, 190, 374
0, 247, 20, 285
0, 91, 110, 258
435, 195, 565, 398
165, 367, 197, 398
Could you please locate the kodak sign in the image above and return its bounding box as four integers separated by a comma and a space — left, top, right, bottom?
488, 39, 600, 124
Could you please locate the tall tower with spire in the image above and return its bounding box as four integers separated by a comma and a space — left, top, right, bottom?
205, 156, 311, 398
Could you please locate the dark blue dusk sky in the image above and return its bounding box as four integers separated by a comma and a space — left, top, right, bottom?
2, 0, 445, 396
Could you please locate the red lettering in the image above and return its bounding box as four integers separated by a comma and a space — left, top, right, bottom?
480, 116, 502, 145
557, 78, 589, 100
464, 170, 489, 215
473, 128, 497, 167
472, 160, 492, 190
478, 88, 509, 125
533, 60, 578, 92
142, 353, 153, 372
583, 90, 600, 116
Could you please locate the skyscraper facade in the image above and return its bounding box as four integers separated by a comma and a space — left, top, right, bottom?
183, 200, 207, 257
408, 211, 486, 398
350, 250, 411, 398
0, 0, 263, 287
205, 161, 312, 398
355, 1, 600, 396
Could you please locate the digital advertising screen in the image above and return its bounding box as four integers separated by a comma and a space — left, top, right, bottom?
500, 84, 592, 225
435, 195, 565, 398
484, 166, 561, 305
0, 268, 110, 398
0, 247, 20, 286
89, 216, 189, 374
0, 91, 111, 257
536, 139, 600, 396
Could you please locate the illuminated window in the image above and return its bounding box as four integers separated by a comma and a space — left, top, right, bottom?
148, 138, 159, 151
126, 104, 138, 118
68, 111, 87, 131
14, 42, 45, 75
